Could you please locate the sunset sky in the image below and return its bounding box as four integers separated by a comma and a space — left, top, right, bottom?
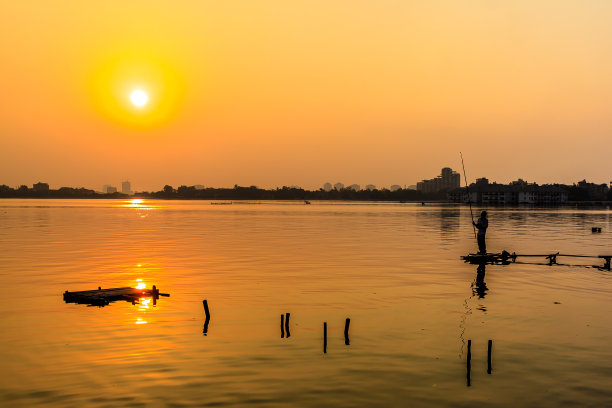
1, 1, 611, 191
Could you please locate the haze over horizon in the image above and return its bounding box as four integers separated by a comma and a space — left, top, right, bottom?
2, 1, 611, 191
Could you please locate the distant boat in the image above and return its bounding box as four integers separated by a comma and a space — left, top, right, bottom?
211, 202, 232, 205
304, 200, 311, 205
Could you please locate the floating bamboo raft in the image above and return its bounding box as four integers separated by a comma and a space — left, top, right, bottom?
462, 252, 516, 265
63, 285, 169, 307
462, 251, 611, 270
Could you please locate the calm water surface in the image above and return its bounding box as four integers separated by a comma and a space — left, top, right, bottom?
1, 199, 611, 407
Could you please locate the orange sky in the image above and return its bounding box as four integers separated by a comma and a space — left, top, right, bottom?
1, 1, 611, 191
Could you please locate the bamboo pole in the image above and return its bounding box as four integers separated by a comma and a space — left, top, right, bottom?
460, 152, 477, 241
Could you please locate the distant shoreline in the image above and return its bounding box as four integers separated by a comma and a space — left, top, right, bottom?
0, 185, 447, 202
0, 196, 610, 207
2, 184, 610, 204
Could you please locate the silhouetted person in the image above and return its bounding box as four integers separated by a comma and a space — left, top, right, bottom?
473, 210, 488, 254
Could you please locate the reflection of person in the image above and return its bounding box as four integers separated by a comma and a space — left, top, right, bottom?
474, 263, 488, 299
473, 211, 488, 254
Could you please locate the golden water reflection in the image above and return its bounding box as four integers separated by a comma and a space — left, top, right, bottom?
135, 278, 146, 289
134, 295, 156, 325
116, 198, 161, 218
5, 201, 612, 406
120, 198, 152, 208
138, 297, 152, 310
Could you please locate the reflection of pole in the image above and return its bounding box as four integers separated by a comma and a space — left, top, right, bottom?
344, 318, 350, 345
460, 152, 477, 241
323, 322, 327, 354
203, 300, 211, 335
487, 340, 492, 374
466, 339, 472, 387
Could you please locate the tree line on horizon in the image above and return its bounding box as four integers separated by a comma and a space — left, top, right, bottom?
1, 182, 610, 202
144, 184, 448, 201
0, 183, 446, 201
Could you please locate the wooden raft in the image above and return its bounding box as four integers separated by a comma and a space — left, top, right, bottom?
63, 285, 169, 307
462, 251, 516, 265
462, 251, 612, 270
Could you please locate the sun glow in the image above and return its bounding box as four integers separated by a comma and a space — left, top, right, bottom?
89, 52, 185, 129
130, 89, 148, 107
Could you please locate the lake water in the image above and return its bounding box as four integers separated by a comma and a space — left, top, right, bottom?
1, 199, 611, 407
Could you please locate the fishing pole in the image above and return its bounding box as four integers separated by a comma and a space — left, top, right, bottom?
460, 152, 477, 240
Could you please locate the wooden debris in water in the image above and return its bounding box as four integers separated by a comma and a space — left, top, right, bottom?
63, 285, 169, 307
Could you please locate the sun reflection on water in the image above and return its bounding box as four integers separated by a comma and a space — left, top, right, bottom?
116, 199, 160, 218
138, 298, 152, 310
134, 278, 147, 289
123, 198, 147, 208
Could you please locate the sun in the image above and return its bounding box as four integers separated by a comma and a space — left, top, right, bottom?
90, 53, 185, 128
130, 89, 149, 107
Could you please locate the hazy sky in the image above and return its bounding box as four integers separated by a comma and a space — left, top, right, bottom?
1, 1, 611, 191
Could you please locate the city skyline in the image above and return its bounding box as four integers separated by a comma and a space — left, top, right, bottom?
3, 162, 611, 194
3, 157, 611, 193
5, 170, 610, 194
2, 1, 612, 190
3, 174, 609, 204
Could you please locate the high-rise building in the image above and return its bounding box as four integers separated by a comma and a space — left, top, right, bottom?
33, 182, 49, 192
121, 181, 132, 195
417, 167, 460, 193
103, 185, 117, 194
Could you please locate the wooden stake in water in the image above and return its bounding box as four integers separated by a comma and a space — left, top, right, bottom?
323, 322, 327, 354
487, 340, 492, 374
466, 339, 472, 387
285, 313, 291, 338
203, 299, 210, 319
344, 318, 351, 346
203, 300, 211, 335
280, 314, 285, 338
